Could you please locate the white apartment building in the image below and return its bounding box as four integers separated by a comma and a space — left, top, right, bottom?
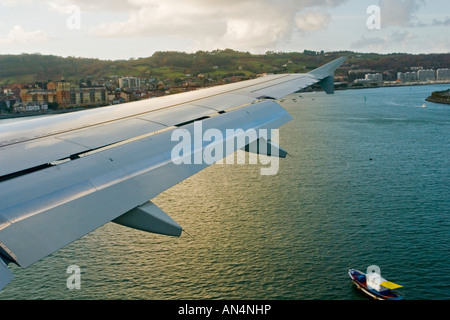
437, 68, 450, 80
119, 77, 142, 89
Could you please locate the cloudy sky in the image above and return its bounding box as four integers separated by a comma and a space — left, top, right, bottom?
0, 0, 449, 60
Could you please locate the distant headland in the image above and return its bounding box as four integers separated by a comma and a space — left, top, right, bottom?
426, 89, 450, 105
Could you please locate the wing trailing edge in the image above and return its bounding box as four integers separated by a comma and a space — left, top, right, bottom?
0, 255, 14, 291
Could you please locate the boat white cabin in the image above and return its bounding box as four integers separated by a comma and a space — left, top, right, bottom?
366, 272, 402, 292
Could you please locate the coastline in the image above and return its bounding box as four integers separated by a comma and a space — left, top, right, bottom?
336, 80, 450, 91
2, 81, 450, 120
424, 88, 450, 105
425, 97, 450, 105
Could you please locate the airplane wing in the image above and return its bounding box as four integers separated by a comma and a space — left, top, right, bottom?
0, 56, 346, 289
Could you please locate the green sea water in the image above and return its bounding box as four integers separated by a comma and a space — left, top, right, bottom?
1, 84, 449, 300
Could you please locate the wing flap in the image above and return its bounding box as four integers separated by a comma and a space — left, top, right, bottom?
189, 92, 259, 112
0, 104, 217, 177
136, 103, 218, 126
0, 255, 14, 291
56, 118, 166, 149
0, 137, 88, 178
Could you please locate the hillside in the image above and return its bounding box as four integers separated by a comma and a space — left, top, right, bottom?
0, 50, 449, 85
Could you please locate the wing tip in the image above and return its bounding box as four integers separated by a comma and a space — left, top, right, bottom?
308, 56, 348, 80
307, 56, 348, 94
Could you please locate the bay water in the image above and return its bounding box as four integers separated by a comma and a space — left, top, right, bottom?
1, 84, 449, 300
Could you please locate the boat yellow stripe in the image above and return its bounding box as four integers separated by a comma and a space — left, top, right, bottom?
380, 281, 402, 289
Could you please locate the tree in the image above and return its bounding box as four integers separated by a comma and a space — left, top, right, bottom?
48, 102, 59, 110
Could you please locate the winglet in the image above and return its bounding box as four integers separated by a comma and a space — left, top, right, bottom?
308, 57, 347, 94
308, 56, 348, 79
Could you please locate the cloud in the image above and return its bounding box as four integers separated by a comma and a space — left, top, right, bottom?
350, 35, 386, 50
431, 17, 450, 26
0, 25, 52, 45
0, 0, 349, 52
296, 10, 331, 31
0, 0, 136, 12
379, 0, 425, 27
429, 37, 450, 53
43, 0, 140, 13
86, 0, 348, 52
350, 31, 416, 52
377, 0, 449, 29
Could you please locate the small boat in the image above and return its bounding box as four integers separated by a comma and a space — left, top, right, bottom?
348, 269, 404, 300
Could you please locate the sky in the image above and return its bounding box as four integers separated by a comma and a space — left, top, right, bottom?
0, 0, 449, 60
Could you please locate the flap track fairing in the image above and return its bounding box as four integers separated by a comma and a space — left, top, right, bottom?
113, 201, 182, 237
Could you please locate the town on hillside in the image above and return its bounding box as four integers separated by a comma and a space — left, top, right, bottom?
1, 50, 449, 117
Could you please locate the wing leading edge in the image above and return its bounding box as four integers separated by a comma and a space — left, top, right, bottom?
0, 56, 346, 290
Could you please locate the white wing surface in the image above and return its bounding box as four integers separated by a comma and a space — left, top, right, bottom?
0, 57, 346, 289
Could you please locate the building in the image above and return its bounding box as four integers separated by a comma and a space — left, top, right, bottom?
405, 71, 417, 82
437, 68, 450, 80
354, 73, 383, 84
0, 97, 17, 111
397, 71, 418, 82
20, 88, 57, 105
47, 81, 57, 90
417, 69, 436, 81
108, 91, 129, 105
0, 86, 19, 111
366, 73, 383, 83
56, 81, 74, 108
20, 81, 107, 109
12, 102, 48, 113
118, 77, 141, 89
70, 86, 107, 107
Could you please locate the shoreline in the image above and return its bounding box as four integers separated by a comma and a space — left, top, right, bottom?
337, 80, 450, 91
1, 81, 449, 120
424, 88, 450, 105
425, 97, 450, 105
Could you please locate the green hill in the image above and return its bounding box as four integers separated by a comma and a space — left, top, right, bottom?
0, 50, 449, 85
